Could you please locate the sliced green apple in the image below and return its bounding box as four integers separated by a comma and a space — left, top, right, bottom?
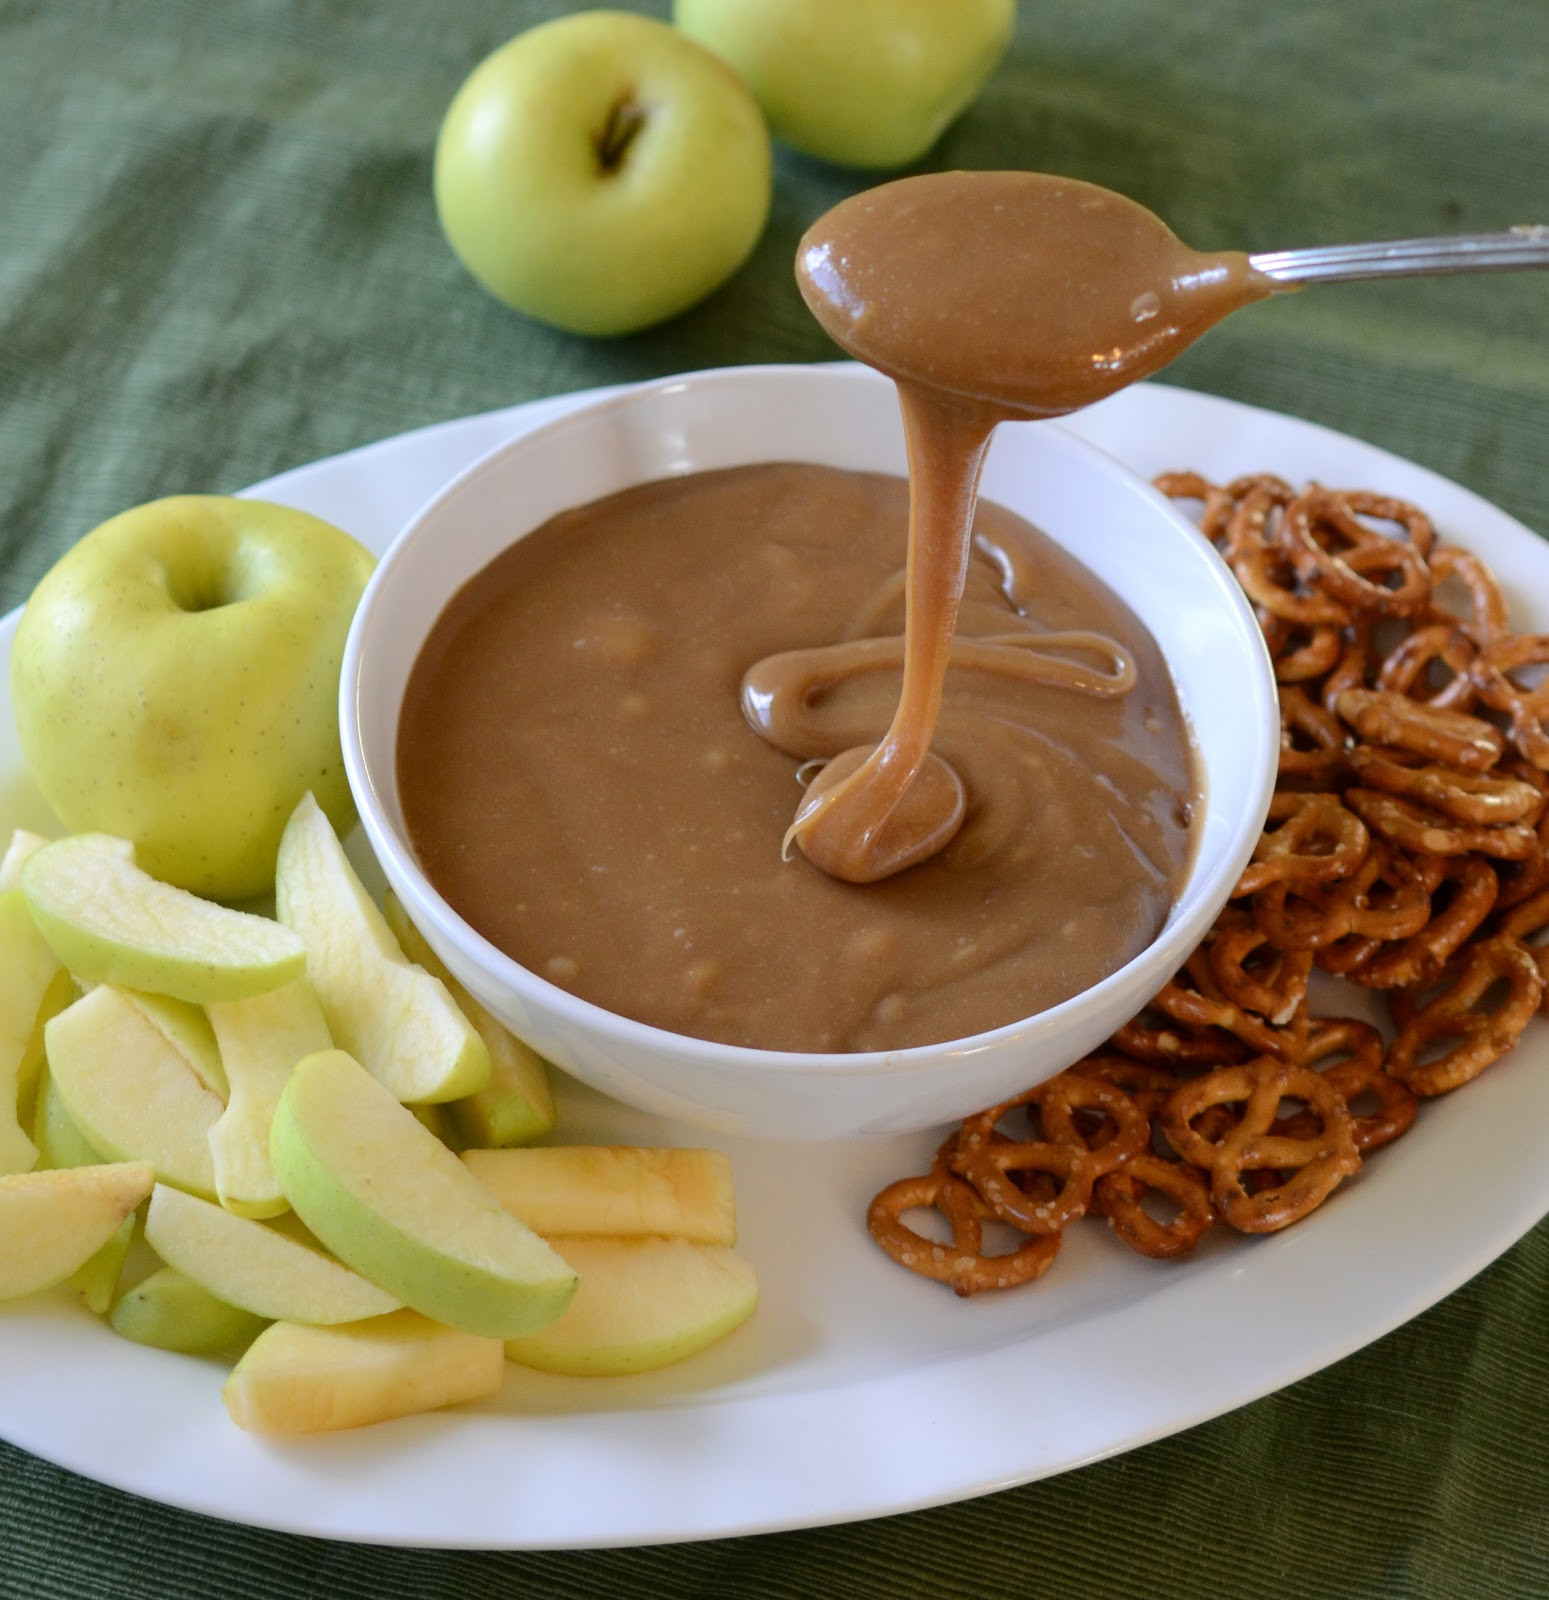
384, 894, 556, 1146
110, 1264, 270, 1356
270, 1049, 576, 1339
71, 1212, 136, 1315
0, 1161, 154, 1301
124, 990, 226, 1099
22, 834, 304, 1004
463, 1146, 738, 1245
275, 796, 489, 1104
0, 888, 70, 1175
32, 1066, 102, 1171
223, 1309, 505, 1434
44, 985, 223, 1198
503, 1236, 758, 1376
145, 1183, 400, 1325
206, 978, 331, 1218
0, 828, 50, 892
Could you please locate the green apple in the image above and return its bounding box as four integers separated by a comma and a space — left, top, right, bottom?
270, 1050, 577, 1339
0, 888, 68, 1175
207, 978, 331, 1217
22, 834, 305, 1004
504, 1236, 758, 1377
463, 1146, 737, 1245
110, 1264, 269, 1356
31, 1066, 103, 1171
675, 0, 1015, 169
10, 495, 374, 901
124, 990, 226, 1099
44, 984, 224, 1198
0, 1161, 154, 1301
384, 894, 555, 1146
223, 1309, 505, 1434
145, 1183, 400, 1325
275, 794, 489, 1104
434, 9, 771, 336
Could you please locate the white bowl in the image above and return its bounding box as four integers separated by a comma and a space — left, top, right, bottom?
342, 364, 1277, 1140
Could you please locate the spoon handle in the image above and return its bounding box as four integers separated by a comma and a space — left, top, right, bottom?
1249, 226, 1549, 286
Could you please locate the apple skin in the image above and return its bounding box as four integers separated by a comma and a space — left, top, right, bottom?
434, 10, 771, 336
674, 0, 1015, 169
11, 495, 374, 902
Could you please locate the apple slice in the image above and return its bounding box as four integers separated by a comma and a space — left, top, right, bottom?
124, 990, 226, 1099
32, 1066, 103, 1171
275, 796, 489, 1104
503, 1236, 758, 1376
145, 1183, 400, 1324
462, 1146, 737, 1245
223, 1309, 505, 1434
384, 894, 555, 1146
22, 834, 304, 1004
0, 1162, 154, 1301
0, 889, 69, 1175
206, 978, 331, 1218
110, 1264, 269, 1355
0, 828, 50, 892
270, 1050, 577, 1338
44, 985, 223, 1198
72, 1213, 136, 1315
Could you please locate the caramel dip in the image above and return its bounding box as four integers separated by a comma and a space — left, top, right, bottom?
399, 171, 1271, 1053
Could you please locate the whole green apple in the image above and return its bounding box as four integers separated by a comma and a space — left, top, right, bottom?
11, 496, 373, 902
674, 0, 1015, 169
434, 10, 772, 336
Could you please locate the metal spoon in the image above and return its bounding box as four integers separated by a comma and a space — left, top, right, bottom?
1250, 225, 1549, 285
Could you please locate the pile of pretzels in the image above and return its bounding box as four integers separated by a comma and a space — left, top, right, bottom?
869, 472, 1549, 1296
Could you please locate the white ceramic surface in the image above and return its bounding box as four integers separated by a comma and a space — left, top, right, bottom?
342, 364, 1278, 1140
2, 377, 1547, 1550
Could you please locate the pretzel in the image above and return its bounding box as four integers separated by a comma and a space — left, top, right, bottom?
1346, 786, 1538, 861
1386, 934, 1543, 1095
1092, 1155, 1215, 1260
1206, 910, 1312, 1023
1335, 687, 1506, 771
1034, 1071, 1150, 1176
871, 471, 1547, 1297
1469, 635, 1549, 770
1274, 1018, 1416, 1152
1344, 853, 1497, 990
1234, 790, 1369, 898
1346, 746, 1543, 826
1424, 546, 1511, 649
1375, 623, 1477, 711
1158, 1058, 1361, 1233
866, 1167, 1063, 1296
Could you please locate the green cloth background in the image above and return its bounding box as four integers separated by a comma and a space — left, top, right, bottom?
2, 1, 1548, 1594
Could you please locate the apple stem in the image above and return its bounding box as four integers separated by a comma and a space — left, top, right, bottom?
595, 98, 648, 174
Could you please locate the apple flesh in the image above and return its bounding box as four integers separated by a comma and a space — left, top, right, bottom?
0, 1162, 154, 1301
504, 1236, 758, 1377
434, 10, 771, 336
22, 834, 305, 1005
270, 1050, 576, 1339
0, 888, 68, 1176
44, 984, 224, 1198
110, 1264, 269, 1356
384, 894, 555, 1147
675, 0, 1014, 169
463, 1146, 737, 1245
145, 1183, 400, 1325
275, 794, 489, 1104
124, 990, 226, 1099
0, 829, 49, 892
207, 978, 332, 1218
223, 1309, 505, 1435
10, 495, 374, 901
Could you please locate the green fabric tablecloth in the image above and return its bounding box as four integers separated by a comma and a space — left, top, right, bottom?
3, 1, 1548, 1594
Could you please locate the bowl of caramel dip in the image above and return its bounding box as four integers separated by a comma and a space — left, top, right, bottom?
342, 359, 1277, 1139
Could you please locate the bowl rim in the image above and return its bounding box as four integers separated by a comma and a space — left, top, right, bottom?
341, 361, 1278, 1077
